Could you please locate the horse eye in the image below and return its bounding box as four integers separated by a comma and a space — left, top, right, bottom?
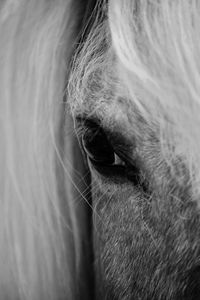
81, 121, 116, 166
78, 118, 142, 186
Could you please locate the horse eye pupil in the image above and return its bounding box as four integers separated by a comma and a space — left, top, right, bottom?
82, 126, 115, 165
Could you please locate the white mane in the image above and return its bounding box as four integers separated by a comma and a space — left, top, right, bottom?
0, 1, 80, 299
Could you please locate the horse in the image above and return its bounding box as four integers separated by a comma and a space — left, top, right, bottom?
1, 0, 200, 299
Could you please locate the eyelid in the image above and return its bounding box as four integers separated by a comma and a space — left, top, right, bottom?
75, 117, 100, 139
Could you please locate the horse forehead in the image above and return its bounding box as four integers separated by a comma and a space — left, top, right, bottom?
96, 98, 134, 129
73, 86, 141, 129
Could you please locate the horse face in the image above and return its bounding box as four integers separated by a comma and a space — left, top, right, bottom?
74, 91, 200, 300
70, 1, 200, 299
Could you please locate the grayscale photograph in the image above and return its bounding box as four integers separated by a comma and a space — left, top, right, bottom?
0, 1, 198, 299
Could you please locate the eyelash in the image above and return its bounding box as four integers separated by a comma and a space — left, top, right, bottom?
77, 119, 141, 185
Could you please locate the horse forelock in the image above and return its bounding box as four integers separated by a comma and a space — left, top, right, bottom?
109, 0, 200, 170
